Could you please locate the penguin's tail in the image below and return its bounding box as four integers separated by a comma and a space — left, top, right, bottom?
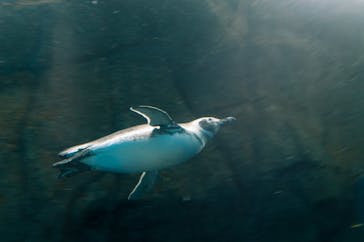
52, 149, 92, 179
52, 160, 80, 179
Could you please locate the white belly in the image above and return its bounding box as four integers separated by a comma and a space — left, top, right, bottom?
82, 133, 203, 173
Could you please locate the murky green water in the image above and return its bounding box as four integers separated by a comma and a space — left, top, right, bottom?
1, 0, 364, 241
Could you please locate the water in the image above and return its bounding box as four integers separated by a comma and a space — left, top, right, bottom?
0, 0, 364, 241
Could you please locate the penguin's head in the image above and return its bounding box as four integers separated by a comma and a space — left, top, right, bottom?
197, 116, 236, 139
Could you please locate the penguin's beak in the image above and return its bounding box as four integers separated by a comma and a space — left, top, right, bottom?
219, 117, 236, 125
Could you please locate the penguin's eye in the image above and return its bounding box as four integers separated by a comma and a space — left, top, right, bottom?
199, 119, 218, 134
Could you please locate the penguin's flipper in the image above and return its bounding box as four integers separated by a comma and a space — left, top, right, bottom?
128, 170, 159, 200
130, 106, 177, 127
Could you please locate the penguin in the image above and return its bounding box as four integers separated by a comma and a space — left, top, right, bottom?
53, 105, 235, 200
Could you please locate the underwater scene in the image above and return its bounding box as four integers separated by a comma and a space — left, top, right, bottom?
1, 0, 364, 241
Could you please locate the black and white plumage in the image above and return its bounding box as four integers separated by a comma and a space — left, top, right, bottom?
53, 105, 235, 200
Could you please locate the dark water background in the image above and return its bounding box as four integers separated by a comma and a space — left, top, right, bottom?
1, 0, 364, 241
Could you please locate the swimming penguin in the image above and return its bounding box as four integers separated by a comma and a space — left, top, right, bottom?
53, 106, 235, 200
